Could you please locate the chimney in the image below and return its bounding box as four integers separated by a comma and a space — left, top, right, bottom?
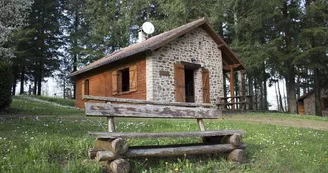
138, 29, 146, 43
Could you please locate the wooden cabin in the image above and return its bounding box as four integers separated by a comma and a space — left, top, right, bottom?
297, 89, 328, 115
70, 18, 245, 108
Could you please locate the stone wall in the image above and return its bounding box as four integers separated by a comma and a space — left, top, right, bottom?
304, 92, 315, 115
146, 27, 224, 104
303, 89, 328, 115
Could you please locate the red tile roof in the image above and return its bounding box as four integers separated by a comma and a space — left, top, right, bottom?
71, 18, 244, 77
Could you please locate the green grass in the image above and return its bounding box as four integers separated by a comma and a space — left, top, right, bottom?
28, 95, 76, 107
0, 96, 328, 172
0, 96, 83, 116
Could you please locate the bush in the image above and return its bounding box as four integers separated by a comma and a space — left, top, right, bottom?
0, 60, 13, 110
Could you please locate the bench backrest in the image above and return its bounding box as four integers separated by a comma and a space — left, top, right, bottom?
85, 102, 221, 119
84, 96, 221, 132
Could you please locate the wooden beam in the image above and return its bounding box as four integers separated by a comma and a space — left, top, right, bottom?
197, 119, 206, 131
95, 138, 128, 155
230, 65, 235, 110
89, 130, 245, 139
85, 102, 221, 119
223, 64, 242, 72
218, 44, 226, 49
107, 117, 115, 132
221, 134, 242, 146
222, 58, 229, 66
83, 95, 214, 108
96, 144, 246, 160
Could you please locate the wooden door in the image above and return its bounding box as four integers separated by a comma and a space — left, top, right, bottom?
174, 64, 185, 102
202, 68, 210, 103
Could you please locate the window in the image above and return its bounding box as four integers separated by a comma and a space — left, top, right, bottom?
324, 98, 328, 110
119, 68, 130, 92
84, 79, 89, 95
112, 64, 137, 95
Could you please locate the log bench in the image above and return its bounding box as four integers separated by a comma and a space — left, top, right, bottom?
85, 98, 246, 173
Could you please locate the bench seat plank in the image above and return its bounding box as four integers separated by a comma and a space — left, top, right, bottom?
89, 130, 245, 139
85, 102, 221, 119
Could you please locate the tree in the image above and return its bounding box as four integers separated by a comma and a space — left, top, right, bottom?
0, 0, 32, 60
296, 0, 328, 116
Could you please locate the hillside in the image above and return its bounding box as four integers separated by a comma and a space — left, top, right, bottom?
0, 96, 327, 172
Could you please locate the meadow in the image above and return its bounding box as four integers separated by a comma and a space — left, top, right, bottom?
0, 96, 327, 173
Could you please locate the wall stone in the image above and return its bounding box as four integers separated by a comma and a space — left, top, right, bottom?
304, 93, 315, 115
146, 27, 223, 104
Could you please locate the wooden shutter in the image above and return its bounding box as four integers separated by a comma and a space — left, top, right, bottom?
84, 79, 89, 95
174, 64, 185, 102
112, 71, 118, 95
202, 68, 210, 103
129, 64, 138, 91
82, 80, 85, 96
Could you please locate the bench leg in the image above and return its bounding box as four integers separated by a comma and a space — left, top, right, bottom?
109, 159, 130, 173
227, 149, 245, 163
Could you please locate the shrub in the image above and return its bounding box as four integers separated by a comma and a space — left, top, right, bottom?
0, 60, 13, 110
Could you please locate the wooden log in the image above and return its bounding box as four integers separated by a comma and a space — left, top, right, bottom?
197, 118, 205, 131
95, 138, 128, 155
96, 150, 116, 162
95, 144, 246, 161
85, 102, 221, 119
109, 159, 130, 173
107, 117, 115, 132
89, 130, 245, 139
88, 148, 103, 159
221, 134, 242, 146
227, 149, 245, 163
83, 95, 215, 108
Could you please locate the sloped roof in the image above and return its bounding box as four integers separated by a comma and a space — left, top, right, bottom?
298, 90, 315, 101
71, 18, 245, 77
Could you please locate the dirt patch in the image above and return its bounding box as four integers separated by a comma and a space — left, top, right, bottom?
219, 116, 328, 131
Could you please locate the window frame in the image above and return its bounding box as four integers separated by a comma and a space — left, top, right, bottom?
112, 64, 138, 96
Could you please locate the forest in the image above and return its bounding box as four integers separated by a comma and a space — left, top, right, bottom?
1, 0, 327, 115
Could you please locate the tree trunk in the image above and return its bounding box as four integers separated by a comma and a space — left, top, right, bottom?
33, 76, 37, 95
282, 0, 297, 114
12, 74, 17, 95
248, 76, 254, 110
277, 80, 284, 112
264, 80, 268, 110
296, 69, 300, 98
259, 80, 263, 110
254, 79, 258, 110
274, 80, 280, 111
287, 71, 297, 113
20, 69, 25, 94
314, 68, 322, 116
37, 72, 42, 95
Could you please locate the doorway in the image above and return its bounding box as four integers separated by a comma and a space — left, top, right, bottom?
184, 69, 195, 102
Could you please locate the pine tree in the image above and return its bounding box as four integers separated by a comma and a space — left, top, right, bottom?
297, 0, 328, 116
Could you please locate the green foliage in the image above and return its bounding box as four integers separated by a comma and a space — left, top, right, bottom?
0, 60, 13, 110
0, 0, 32, 59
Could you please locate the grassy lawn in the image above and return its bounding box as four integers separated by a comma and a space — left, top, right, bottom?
0, 96, 328, 172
